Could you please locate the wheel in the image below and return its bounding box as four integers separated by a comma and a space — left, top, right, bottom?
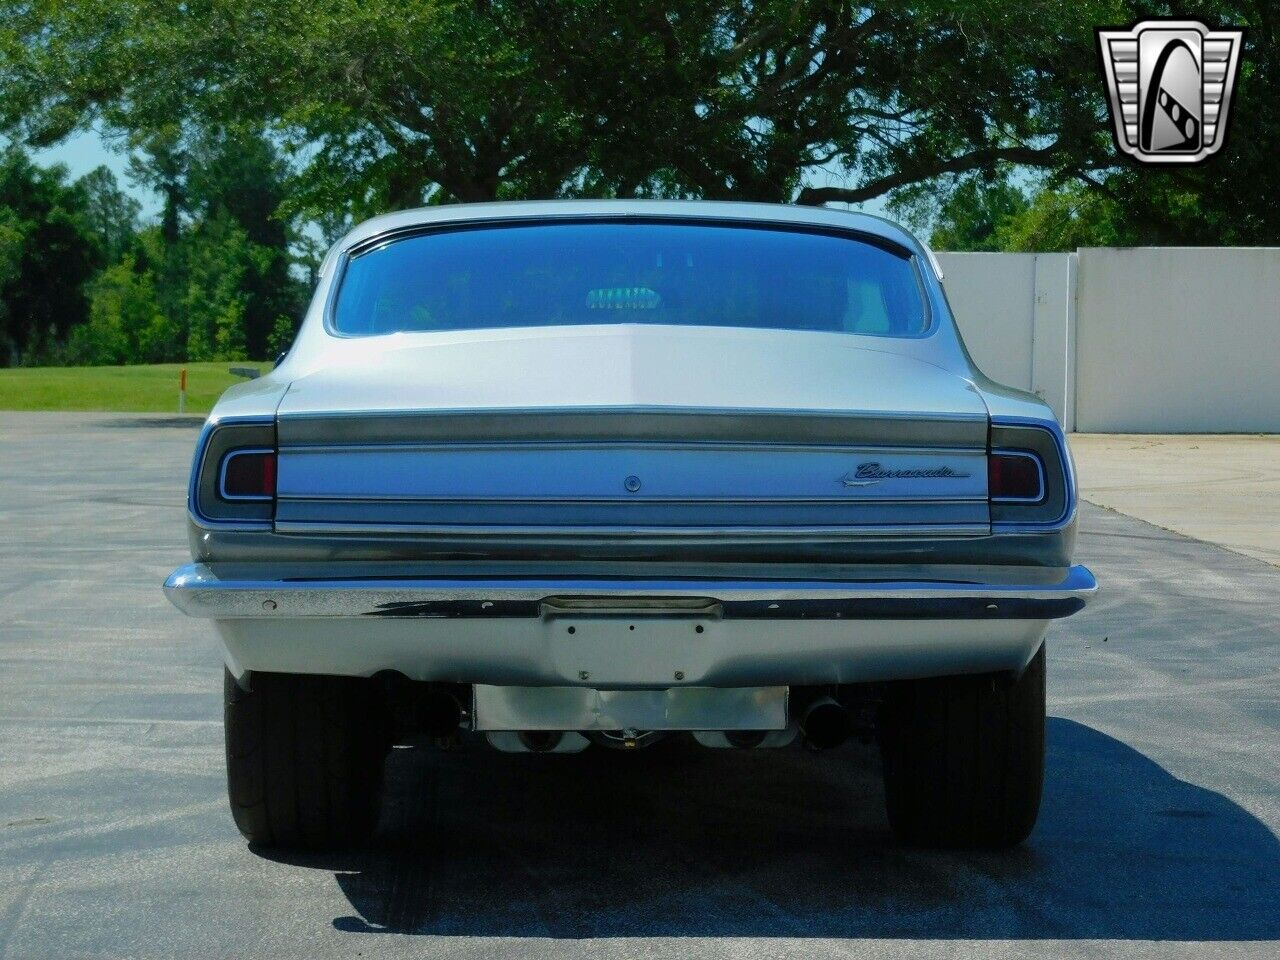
224, 668, 389, 849
878, 644, 1045, 849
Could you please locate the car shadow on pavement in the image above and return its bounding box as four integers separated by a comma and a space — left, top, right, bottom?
258, 717, 1280, 941
100, 416, 207, 429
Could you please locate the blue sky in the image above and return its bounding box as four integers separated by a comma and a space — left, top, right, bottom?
34, 128, 162, 217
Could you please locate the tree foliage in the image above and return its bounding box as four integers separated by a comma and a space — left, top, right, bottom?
893, 177, 1030, 252
0, 1, 1277, 366
176, 128, 302, 358
78, 165, 141, 265
0, 131, 306, 366
0, 0, 1123, 217
5, 1, 1278, 239
996, 183, 1131, 252
67, 251, 172, 365
891, 173, 1133, 252
0, 147, 102, 363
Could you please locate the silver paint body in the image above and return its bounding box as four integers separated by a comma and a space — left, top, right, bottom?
164, 201, 1095, 728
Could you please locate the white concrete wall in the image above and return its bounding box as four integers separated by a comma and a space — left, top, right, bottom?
937, 253, 1035, 390
937, 247, 1280, 433
936, 252, 1076, 429
1074, 247, 1280, 433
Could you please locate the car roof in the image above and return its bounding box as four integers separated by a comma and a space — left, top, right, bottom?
320, 200, 938, 278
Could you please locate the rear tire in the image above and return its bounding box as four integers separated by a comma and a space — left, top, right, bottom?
224, 668, 388, 849
879, 644, 1045, 849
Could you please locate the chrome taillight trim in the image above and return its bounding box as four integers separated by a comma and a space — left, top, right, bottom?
188, 417, 276, 530
989, 449, 1047, 504
989, 418, 1076, 532
217, 448, 276, 502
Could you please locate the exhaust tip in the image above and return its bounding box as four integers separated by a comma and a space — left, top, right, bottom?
800, 697, 853, 749
518, 731, 563, 753
725, 730, 768, 749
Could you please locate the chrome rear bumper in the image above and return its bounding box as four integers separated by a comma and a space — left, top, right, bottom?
166, 563, 1094, 685
164, 563, 1096, 621
165, 568, 1095, 686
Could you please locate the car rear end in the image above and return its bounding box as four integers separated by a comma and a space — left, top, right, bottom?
173, 403, 1085, 682
164, 203, 1095, 850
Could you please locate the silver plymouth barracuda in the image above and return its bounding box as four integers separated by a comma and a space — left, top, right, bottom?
165, 200, 1096, 850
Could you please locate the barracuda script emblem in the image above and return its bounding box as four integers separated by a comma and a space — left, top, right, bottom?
839, 462, 972, 488
1096, 19, 1245, 165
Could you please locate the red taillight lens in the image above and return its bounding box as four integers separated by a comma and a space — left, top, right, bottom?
220, 450, 276, 500
989, 452, 1043, 502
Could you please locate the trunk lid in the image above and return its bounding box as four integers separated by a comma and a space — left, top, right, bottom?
274, 326, 990, 536
277, 325, 986, 428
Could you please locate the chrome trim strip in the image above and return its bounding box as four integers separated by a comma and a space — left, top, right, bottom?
163, 562, 1097, 620
270, 521, 992, 539
193, 519, 1074, 566
277, 408, 989, 448
281, 438, 987, 455
276, 494, 989, 505
190, 516, 273, 532
217, 448, 275, 502
281, 405, 989, 424
989, 448, 1046, 504
321, 202, 931, 272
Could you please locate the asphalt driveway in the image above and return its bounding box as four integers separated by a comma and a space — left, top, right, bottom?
0, 413, 1277, 959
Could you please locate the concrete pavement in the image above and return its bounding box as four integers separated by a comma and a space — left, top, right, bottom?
0, 412, 1277, 959
1072, 433, 1280, 566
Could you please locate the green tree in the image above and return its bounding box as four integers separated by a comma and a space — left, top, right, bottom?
900, 173, 1132, 252
121, 125, 306, 360
0, 0, 1123, 216
183, 128, 302, 358
77, 165, 140, 264
182, 211, 266, 361
891, 176, 1030, 251
906, 174, 1135, 252
66, 252, 176, 364
128, 129, 187, 245
0, 146, 101, 364
0, 207, 26, 358
995, 183, 1131, 251
899, 2, 1280, 246
3, 0, 1278, 284
0, 207, 25, 297
266, 314, 298, 359
1069, 0, 1279, 245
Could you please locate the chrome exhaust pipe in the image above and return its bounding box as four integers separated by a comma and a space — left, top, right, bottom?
800, 696, 853, 749
518, 731, 563, 753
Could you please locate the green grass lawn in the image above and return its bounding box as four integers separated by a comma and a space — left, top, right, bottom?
0, 362, 268, 414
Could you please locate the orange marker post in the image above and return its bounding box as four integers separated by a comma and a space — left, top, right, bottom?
179, 367, 188, 414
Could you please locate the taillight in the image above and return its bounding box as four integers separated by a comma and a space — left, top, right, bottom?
219, 449, 276, 501
989, 451, 1044, 503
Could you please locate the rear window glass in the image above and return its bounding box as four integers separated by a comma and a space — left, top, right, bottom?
333, 222, 929, 338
